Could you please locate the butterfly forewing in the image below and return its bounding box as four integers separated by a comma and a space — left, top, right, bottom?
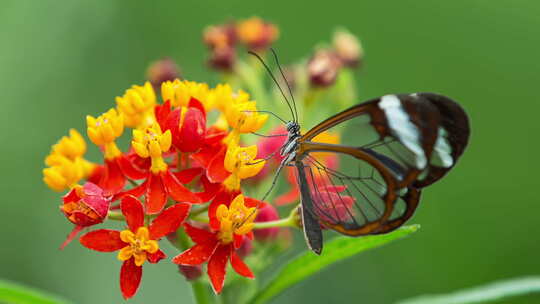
295, 93, 469, 236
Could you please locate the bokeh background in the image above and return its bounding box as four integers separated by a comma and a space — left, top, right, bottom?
2, 1, 539, 303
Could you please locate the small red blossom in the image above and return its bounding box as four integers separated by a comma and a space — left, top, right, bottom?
173, 194, 257, 293
80, 196, 190, 299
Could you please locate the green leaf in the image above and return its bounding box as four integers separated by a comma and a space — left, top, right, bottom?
247, 225, 420, 304
396, 276, 540, 304
0, 279, 72, 304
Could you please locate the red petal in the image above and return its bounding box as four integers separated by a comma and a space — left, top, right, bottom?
188, 97, 206, 119
172, 241, 218, 265
177, 108, 206, 152
191, 146, 218, 168
112, 179, 148, 202
204, 127, 227, 146
147, 249, 167, 264
100, 159, 126, 195
163, 171, 202, 204
233, 234, 244, 249
207, 148, 230, 183
207, 245, 232, 294
196, 175, 221, 203
164, 108, 182, 147
155, 100, 171, 129
121, 195, 145, 232
59, 225, 84, 250
87, 164, 104, 185
244, 197, 263, 208
120, 258, 142, 300
230, 251, 254, 278
149, 203, 191, 239
117, 154, 147, 180
173, 167, 203, 184
79, 229, 126, 252
62, 187, 81, 204
146, 173, 167, 214
184, 223, 215, 244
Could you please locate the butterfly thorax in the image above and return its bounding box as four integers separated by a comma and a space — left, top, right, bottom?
279, 121, 301, 163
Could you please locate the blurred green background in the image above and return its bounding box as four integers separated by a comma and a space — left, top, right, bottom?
2, 0, 540, 303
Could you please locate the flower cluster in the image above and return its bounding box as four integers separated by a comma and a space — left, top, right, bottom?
44, 16, 365, 301
44, 78, 278, 298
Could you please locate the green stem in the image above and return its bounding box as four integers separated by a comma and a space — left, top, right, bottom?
176, 230, 212, 304
107, 211, 124, 221
253, 217, 297, 229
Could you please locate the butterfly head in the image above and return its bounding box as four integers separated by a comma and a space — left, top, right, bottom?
286, 121, 300, 136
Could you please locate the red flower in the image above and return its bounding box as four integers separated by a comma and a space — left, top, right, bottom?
59, 182, 111, 249
80, 196, 190, 299
172, 223, 254, 294
173, 194, 257, 293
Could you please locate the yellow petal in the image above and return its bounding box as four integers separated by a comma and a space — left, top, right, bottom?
238, 160, 265, 179
133, 252, 147, 266
120, 230, 135, 243
117, 246, 133, 261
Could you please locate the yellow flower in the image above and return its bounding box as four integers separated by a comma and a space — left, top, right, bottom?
161, 79, 209, 108
43, 157, 86, 191
216, 194, 257, 244
116, 82, 156, 128
86, 108, 124, 160
118, 227, 159, 267
43, 129, 96, 191
223, 144, 265, 191
131, 123, 171, 174
45, 129, 87, 162
225, 100, 268, 134
207, 83, 234, 112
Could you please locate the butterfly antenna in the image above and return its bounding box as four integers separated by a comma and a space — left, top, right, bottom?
270, 48, 298, 123
248, 51, 296, 122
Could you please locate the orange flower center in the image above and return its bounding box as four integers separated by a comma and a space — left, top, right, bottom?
216, 194, 257, 244
118, 227, 159, 266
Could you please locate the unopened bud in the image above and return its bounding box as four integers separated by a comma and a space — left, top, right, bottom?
146, 58, 181, 90
236, 17, 279, 51
333, 29, 363, 68
307, 49, 342, 87
207, 47, 236, 72
178, 265, 203, 281
203, 23, 236, 49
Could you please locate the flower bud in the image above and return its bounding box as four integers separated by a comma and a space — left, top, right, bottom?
236, 17, 279, 51
146, 58, 181, 90
254, 203, 280, 241
207, 46, 236, 72
178, 265, 203, 281
203, 23, 237, 49
307, 49, 342, 87
333, 29, 364, 68
60, 182, 110, 227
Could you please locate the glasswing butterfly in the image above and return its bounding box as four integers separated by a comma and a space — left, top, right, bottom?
250, 51, 470, 254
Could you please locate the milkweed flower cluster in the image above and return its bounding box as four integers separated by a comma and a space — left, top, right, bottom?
44, 16, 364, 301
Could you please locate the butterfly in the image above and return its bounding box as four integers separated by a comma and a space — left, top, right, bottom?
251, 51, 470, 255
